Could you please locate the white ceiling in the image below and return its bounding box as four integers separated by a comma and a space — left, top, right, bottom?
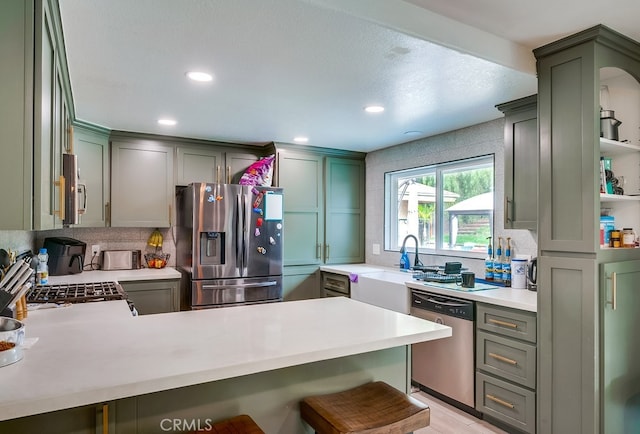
58, 0, 640, 152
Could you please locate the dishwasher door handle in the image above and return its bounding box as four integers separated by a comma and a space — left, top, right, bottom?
425, 298, 470, 308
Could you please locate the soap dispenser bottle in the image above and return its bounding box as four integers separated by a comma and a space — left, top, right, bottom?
399, 248, 410, 270
485, 237, 494, 281
503, 237, 512, 287
494, 237, 503, 283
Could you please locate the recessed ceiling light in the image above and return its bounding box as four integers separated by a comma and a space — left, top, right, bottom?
158, 119, 177, 126
186, 71, 213, 82
364, 105, 385, 113
293, 137, 309, 143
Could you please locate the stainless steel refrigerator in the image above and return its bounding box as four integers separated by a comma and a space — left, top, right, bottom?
176, 183, 284, 309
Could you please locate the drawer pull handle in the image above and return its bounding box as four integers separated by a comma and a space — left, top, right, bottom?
486, 394, 515, 409
488, 318, 518, 329
489, 352, 518, 365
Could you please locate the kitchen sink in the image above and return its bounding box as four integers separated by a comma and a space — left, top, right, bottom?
351, 270, 412, 314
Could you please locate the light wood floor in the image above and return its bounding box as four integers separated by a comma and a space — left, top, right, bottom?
411, 391, 508, 434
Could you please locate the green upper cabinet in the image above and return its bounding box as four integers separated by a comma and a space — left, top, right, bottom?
278, 151, 324, 266
0, 0, 33, 229
73, 123, 110, 227
276, 146, 365, 266
176, 146, 222, 186
110, 138, 174, 228
33, 0, 72, 230
496, 95, 538, 231
175, 145, 262, 186
324, 157, 365, 264
0, 0, 72, 230
226, 152, 261, 184
535, 26, 640, 254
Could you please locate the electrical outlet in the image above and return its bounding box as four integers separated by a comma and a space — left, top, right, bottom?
91, 245, 100, 257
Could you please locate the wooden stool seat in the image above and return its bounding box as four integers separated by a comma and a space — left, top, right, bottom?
300, 381, 430, 434
186, 414, 265, 433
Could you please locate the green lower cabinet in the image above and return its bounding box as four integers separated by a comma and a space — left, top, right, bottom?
475, 303, 537, 434
601, 260, 640, 434
0, 401, 117, 434
476, 372, 535, 433
0, 348, 408, 433
282, 265, 320, 301
121, 279, 180, 315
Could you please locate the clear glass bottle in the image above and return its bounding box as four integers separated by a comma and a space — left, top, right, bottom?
36, 248, 49, 285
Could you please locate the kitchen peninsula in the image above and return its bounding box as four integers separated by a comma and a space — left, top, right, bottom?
0, 297, 450, 433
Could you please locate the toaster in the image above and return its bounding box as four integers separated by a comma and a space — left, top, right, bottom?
102, 250, 142, 271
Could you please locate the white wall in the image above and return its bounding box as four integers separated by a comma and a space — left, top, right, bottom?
364, 118, 537, 277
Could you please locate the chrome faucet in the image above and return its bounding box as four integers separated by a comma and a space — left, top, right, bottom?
400, 235, 423, 269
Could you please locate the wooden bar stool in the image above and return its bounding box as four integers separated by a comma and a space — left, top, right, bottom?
300, 381, 430, 434
186, 414, 265, 433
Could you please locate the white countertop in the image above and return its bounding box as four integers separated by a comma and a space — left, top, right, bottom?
406, 280, 537, 312
0, 297, 451, 421
320, 264, 385, 276
47, 267, 181, 285
322, 264, 537, 312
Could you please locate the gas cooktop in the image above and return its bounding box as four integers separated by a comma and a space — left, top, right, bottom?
27, 281, 126, 304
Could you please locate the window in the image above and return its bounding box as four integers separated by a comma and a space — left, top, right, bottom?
384, 155, 494, 256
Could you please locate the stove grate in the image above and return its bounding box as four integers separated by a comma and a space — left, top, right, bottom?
27, 281, 126, 303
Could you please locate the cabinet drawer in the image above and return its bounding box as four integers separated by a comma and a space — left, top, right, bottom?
476, 372, 535, 434
477, 330, 536, 389
476, 303, 536, 343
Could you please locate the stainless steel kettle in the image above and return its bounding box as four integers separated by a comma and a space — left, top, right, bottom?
600, 110, 622, 141
527, 257, 537, 291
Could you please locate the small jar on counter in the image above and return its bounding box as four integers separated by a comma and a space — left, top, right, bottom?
609, 229, 621, 248
622, 228, 636, 248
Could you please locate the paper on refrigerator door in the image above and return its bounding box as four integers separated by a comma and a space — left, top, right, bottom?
264, 194, 283, 220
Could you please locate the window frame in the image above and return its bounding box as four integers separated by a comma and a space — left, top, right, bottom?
384, 154, 494, 259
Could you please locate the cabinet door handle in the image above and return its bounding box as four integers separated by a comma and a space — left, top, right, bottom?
68, 124, 74, 154
216, 166, 221, 184
54, 175, 65, 220
168, 204, 172, 226
488, 318, 518, 329
316, 244, 322, 259
325, 244, 330, 260
102, 403, 109, 434
486, 394, 515, 409
227, 165, 231, 184
606, 272, 617, 311
504, 196, 512, 224
78, 183, 87, 215
489, 352, 518, 365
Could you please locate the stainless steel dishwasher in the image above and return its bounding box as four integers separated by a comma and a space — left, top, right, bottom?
410, 289, 477, 414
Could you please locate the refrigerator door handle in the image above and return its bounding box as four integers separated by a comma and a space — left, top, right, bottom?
242, 193, 251, 275
236, 193, 244, 272
202, 281, 278, 290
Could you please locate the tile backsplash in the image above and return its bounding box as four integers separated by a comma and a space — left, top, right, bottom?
34, 227, 175, 270
0, 231, 35, 256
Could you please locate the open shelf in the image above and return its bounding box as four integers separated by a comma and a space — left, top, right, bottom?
600, 193, 640, 202
600, 138, 640, 155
